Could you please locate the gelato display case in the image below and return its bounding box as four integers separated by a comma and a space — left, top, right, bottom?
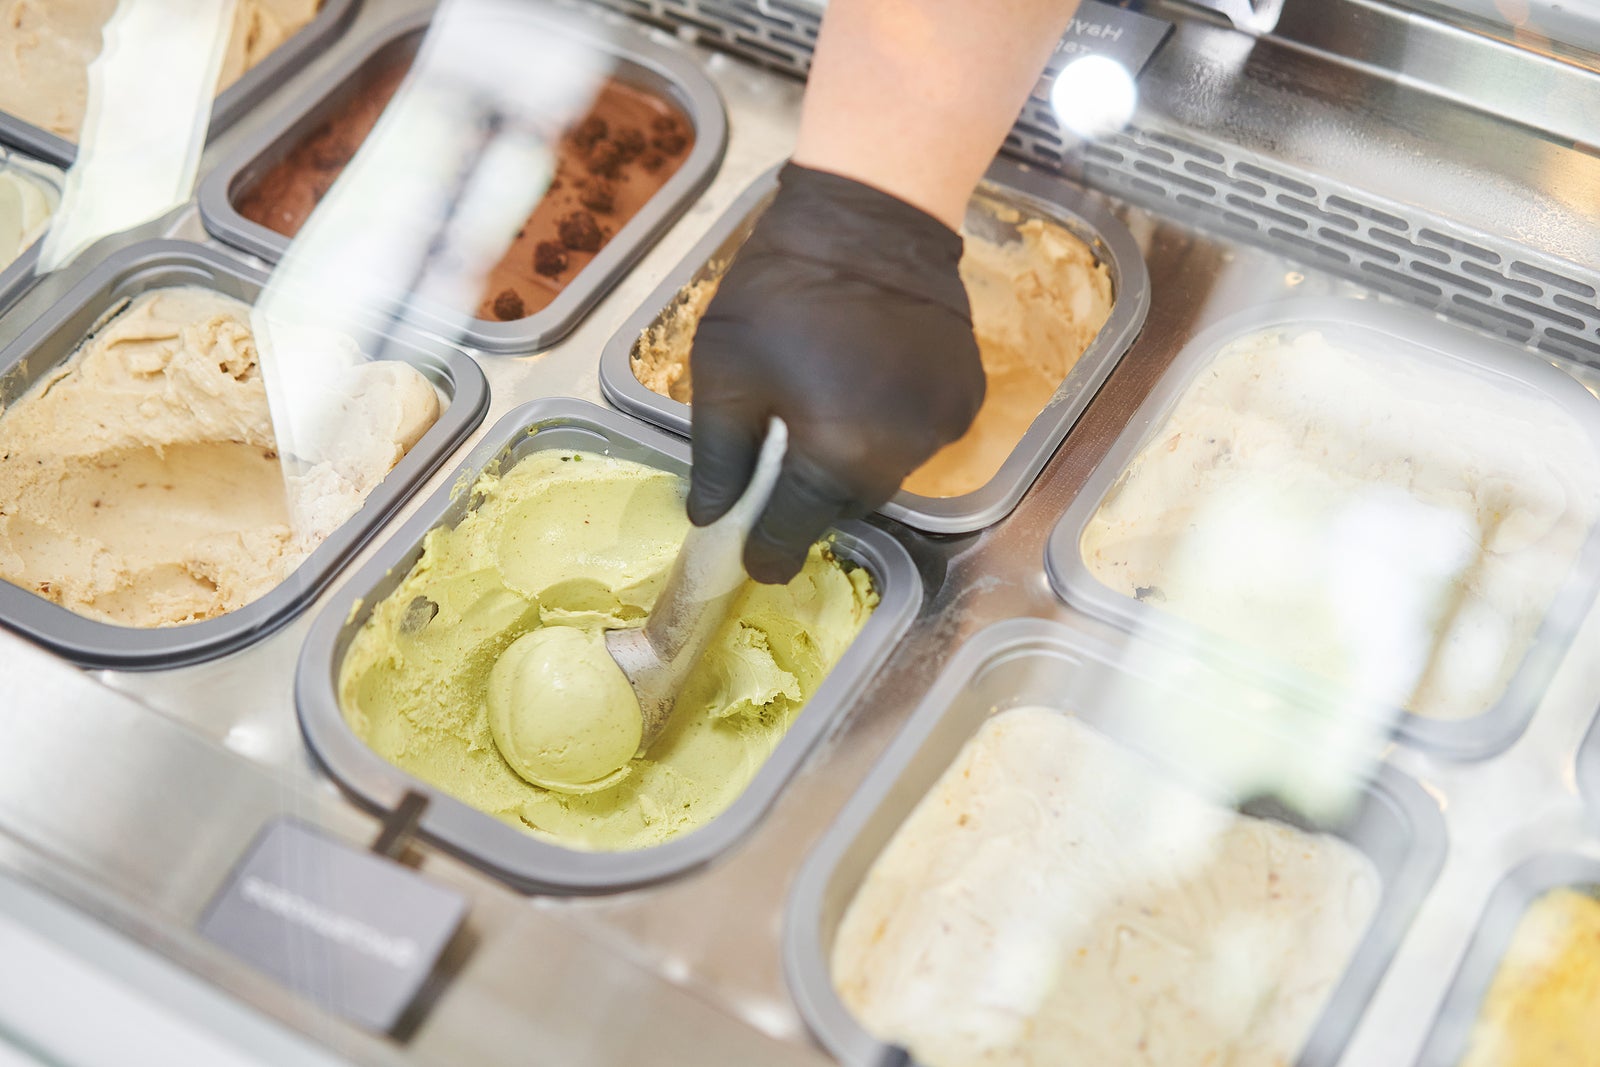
0, 0, 1598, 1064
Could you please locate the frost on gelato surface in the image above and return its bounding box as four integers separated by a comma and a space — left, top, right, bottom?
630, 207, 1113, 498
336, 450, 878, 852
1461, 887, 1600, 1067
0, 0, 323, 140
1079, 325, 1600, 721
0, 286, 439, 627
831, 707, 1380, 1067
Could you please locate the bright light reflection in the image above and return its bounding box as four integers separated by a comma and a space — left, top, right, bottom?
1049, 54, 1137, 139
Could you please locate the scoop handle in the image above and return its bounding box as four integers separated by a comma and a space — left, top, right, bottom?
608, 418, 788, 753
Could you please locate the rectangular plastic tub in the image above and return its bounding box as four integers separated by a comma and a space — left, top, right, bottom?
1413, 853, 1600, 1066
295, 398, 922, 894
0, 0, 360, 168
0, 240, 489, 669
598, 157, 1151, 535
785, 617, 1447, 1067
198, 9, 728, 353
1046, 298, 1600, 760
0, 149, 63, 315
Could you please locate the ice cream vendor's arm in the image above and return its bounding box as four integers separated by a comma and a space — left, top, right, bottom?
687, 0, 1082, 583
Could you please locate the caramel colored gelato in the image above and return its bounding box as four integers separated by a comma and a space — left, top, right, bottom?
0, 0, 322, 141
630, 211, 1114, 498
833, 707, 1380, 1067
0, 286, 438, 627
1461, 888, 1600, 1067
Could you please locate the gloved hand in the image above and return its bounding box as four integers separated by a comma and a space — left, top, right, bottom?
687, 162, 985, 584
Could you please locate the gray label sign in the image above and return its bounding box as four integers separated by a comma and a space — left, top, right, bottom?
199, 818, 467, 1034
1048, 1, 1173, 75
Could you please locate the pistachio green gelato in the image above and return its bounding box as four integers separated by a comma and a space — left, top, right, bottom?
487, 626, 642, 793
337, 449, 878, 852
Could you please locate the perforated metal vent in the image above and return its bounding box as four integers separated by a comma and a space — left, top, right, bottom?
587, 0, 819, 76
1008, 100, 1600, 366
584, 0, 1600, 369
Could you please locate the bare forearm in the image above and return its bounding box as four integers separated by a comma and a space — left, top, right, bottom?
793, 0, 1079, 229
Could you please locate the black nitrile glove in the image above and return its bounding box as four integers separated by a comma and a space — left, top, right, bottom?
687, 162, 985, 584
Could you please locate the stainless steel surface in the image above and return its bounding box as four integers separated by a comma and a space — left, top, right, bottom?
294, 399, 921, 894
1267, 0, 1600, 148
598, 156, 1152, 535
0, 241, 489, 669
1394, 0, 1600, 67
612, 416, 787, 755
0, 0, 1594, 1063
785, 617, 1447, 1067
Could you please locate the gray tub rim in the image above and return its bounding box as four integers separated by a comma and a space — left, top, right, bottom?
295, 397, 922, 895
598, 155, 1151, 535
1044, 296, 1600, 761
197, 6, 729, 354
783, 615, 1448, 1067
0, 238, 489, 669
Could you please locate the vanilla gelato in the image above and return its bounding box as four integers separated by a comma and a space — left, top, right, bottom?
1080, 325, 1600, 721
0, 161, 58, 271
631, 210, 1114, 498
0, 0, 322, 141
832, 707, 1380, 1067
0, 286, 438, 626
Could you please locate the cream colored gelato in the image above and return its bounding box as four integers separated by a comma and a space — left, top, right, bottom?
630, 212, 1114, 498
1080, 325, 1600, 721
0, 162, 58, 270
0, 0, 321, 140
338, 450, 878, 852
832, 707, 1380, 1067
0, 286, 438, 626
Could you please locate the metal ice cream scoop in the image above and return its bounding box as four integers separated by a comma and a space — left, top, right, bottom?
606, 417, 789, 756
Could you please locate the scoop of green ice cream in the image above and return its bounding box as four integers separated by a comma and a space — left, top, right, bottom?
487, 627, 643, 792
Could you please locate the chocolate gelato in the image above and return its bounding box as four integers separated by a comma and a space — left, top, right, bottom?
235, 56, 694, 324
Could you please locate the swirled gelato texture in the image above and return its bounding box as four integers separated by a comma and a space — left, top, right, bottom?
337, 450, 877, 852
0, 286, 438, 626
1080, 325, 1600, 721
832, 707, 1379, 1067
